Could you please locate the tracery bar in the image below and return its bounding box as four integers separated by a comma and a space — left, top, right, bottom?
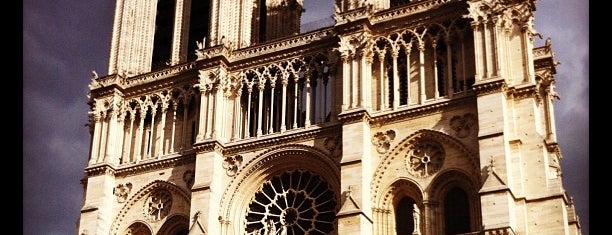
169, 103, 177, 153
304, 72, 311, 128
257, 82, 264, 137
158, 105, 167, 157
89, 113, 102, 164
433, 40, 440, 99
293, 75, 298, 128
392, 51, 399, 110
180, 102, 188, 152
405, 48, 411, 105
136, 111, 145, 163
98, 113, 108, 162
280, 77, 287, 132
446, 38, 454, 98
378, 53, 385, 111
149, 108, 157, 158
232, 87, 242, 141
124, 113, 135, 163
269, 81, 276, 133
418, 43, 426, 104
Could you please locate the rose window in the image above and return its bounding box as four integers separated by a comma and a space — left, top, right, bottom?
245, 170, 337, 235
146, 189, 172, 221
406, 140, 445, 178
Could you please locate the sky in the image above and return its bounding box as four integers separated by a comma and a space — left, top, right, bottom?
22, 0, 588, 234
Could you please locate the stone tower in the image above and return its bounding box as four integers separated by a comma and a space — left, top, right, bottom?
78, 0, 582, 234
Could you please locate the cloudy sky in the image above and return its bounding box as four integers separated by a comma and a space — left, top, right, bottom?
22, 0, 588, 234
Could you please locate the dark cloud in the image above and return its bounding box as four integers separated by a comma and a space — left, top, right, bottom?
22, 1, 588, 235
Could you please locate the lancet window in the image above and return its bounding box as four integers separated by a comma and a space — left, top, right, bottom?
235, 53, 334, 139
152, 0, 176, 70
370, 19, 475, 112
116, 88, 198, 165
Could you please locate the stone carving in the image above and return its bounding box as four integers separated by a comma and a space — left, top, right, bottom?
222, 155, 244, 176
145, 189, 172, 221
183, 170, 195, 189
406, 140, 445, 178
245, 170, 336, 235
413, 204, 421, 235
449, 113, 477, 138
371, 130, 396, 154
324, 136, 341, 158
113, 183, 132, 203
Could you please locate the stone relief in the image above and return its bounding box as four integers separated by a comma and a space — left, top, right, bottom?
405, 140, 445, 178
450, 113, 476, 138
145, 189, 172, 221
113, 182, 132, 203
371, 130, 396, 154
324, 136, 342, 158
222, 155, 244, 177
183, 170, 195, 189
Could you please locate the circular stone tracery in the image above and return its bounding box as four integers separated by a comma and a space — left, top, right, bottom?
245, 170, 337, 235
405, 140, 445, 178
145, 189, 173, 221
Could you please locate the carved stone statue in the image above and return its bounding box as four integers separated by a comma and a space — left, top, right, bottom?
412, 204, 421, 235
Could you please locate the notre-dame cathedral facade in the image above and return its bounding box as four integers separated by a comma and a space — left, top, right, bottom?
77, 0, 582, 234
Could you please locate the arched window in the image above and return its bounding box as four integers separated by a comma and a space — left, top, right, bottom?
395, 197, 416, 235
444, 187, 470, 234
152, 0, 176, 70
125, 222, 152, 235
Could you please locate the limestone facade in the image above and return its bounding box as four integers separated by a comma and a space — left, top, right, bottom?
77, 0, 582, 234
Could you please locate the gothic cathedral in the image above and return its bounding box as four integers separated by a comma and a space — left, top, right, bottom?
77, 0, 582, 234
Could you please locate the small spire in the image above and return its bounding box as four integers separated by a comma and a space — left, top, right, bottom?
488, 156, 496, 174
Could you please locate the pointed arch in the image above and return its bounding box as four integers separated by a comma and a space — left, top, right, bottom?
110, 180, 191, 235
428, 169, 481, 234
218, 144, 340, 234
371, 129, 478, 204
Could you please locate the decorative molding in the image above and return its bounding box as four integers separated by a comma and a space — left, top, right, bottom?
371, 129, 396, 154
472, 78, 507, 96
369, 95, 476, 125
84, 164, 116, 177
193, 140, 225, 154
93, 154, 195, 178
110, 180, 191, 234
222, 155, 244, 176
405, 140, 445, 178
231, 28, 336, 61
449, 113, 477, 138
371, 0, 458, 24
506, 84, 537, 101
114, 183, 133, 203
183, 170, 195, 189
144, 188, 173, 221
223, 124, 342, 155
219, 144, 341, 220
324, 135, 342, 159
371, 129, 478, 202
337, 109, 371, 124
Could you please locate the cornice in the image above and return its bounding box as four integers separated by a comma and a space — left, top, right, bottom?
85, 154, 196, 178
506, 83, 536, 100
370, 0, 460, 24
124, 62, 198, 87
472, 77, 507, 96
231, 28, 336, 62
84, 164, 116, 177
337, 109, 372, 124
192, 139, 225, 154
115, 154, 196, 177
223, 124, 343, 155
369, 95, 476, 125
